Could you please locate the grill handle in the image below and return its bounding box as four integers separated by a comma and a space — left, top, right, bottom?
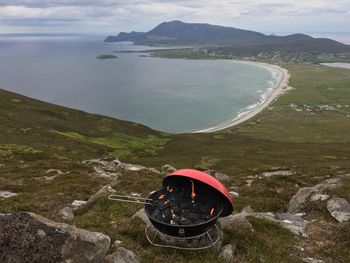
108, 194, 154, 205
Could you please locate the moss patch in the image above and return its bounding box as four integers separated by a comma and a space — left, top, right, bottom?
50, 130, 169, 159
0, 144, 43, 160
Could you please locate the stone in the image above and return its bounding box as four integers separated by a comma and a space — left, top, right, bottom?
88, 185, 116, 203
45, 169, 64, 175
161, 164, 176, 173
262, 170, 295, 177
288, 177, 343, 213
310, 193, 329, 202
246, 180, 253, 187
214, 172, 231, 182
229, 191, 239, 198
104, 247, 140, 263
92, 166, 119, 179
302, 257, 325, 263
241, 205, 254, 215
0, 212, 111, 263
326, 197, 350, 222
120, 163, 146, 171
72, 200, 87, 208
219, 244, 236, 263
83, 157, 121, 171
44, 169, 65, 181
219, 214, 253, 234
130, 192, 141, 198
147, 167, 161, 174
131, 209, 150, 225
59, 206, 74, 220
0, 191, 18, 198
114, 240, 123, 247
254, 212, 309, 236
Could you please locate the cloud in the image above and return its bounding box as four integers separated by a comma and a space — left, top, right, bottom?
0, 0, 349, 33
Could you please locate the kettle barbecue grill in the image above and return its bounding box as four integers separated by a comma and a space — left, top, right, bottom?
109, 169, 233, 249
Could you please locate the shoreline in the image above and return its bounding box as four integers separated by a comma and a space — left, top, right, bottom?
194, 61, 291, 133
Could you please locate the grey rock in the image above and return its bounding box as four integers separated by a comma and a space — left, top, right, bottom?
0, 212, 111, 263
229, 191, 239, 198
310, 193, 329, 202
288, 177, 343, 213
59, 206, 74, 220
147, 167, 161, 174
83, 157, 121, 171
92, 166, 119, 179
0, 191, 18, 198
131, 208, 150, 225
254, 212, 309, 236
246, 180, 253, 187
114, 240, 123, 247
130, 192, 141, 198
88, 185, 116, 203
104, 247, 140, 263
72, 200, 87, 208
214, 172, 231, 182
326, 197, 350, 222
161, 164, 176, 173
241, 205, 254, 215
219, 214, 253, 234
44, 169, 66, 181
45, 169, 64, 175
302, 257, 325, 263
219, 244, 236, 263
120, 163, 147, 171
262, 170, 295, 177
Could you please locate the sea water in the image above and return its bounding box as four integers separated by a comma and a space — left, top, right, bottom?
0, 34, 276, 133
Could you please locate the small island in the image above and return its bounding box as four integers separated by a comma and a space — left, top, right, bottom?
96, 54, 118, 60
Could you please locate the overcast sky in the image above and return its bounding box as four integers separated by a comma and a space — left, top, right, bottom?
0, 0, 349, 34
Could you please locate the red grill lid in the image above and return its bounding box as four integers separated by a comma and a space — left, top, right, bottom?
163, 169, 233, 217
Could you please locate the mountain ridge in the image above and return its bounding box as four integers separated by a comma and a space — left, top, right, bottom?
105, 20, 350, 53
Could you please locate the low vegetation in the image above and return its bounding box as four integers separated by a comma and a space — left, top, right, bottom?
1, 63, 349, 262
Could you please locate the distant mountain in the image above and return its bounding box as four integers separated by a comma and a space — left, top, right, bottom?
244, 34, 350, 53
105, 20, 265, 45
105, 20, 350, 53
105, 31, 144, 42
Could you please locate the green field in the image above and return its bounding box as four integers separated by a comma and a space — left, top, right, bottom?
0, 63, 349, 262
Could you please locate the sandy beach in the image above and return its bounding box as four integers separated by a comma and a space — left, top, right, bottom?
194, 61, 291, 133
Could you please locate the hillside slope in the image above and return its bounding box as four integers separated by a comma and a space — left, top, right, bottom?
1, 64, 350, 262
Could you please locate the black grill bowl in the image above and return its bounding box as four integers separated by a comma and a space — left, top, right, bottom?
144, 183, 224, 237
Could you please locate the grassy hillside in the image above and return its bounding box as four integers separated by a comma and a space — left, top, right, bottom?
1, 63, 349, 262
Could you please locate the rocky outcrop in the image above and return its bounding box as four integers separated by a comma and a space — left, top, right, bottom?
219, 244, 238, 263
44, 169, 66, 181
83, 157, 159, 178
0, 212, 110, 263
59, 184, 116, 220
0, 191, 18, 198
254, 212, 309, 236
261, 170, 295, 177
219, 214, 253, 235
302, 257, 325, 263
161, 164, 176, 173
104, 247, 140, 263
288, 176, 344, 213
229, 191, 239, 198
326, 197, 350, 222
88, 185, 116, 203
59, 206, 74, 220
131, 208, 150, 225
